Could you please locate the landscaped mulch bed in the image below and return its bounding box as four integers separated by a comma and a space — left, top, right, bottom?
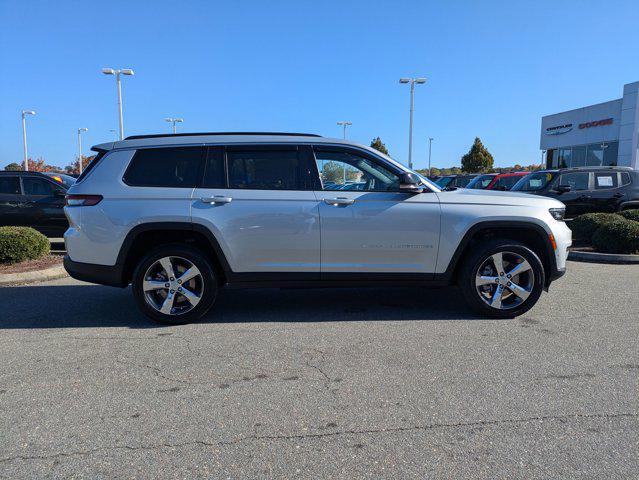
0, 254, 63, 274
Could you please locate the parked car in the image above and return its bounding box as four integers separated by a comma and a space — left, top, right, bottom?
511, 166, 639, 218
63, 132, 571, 324
44, 172, 77, 188
0, 171, 69, 236
435, 174, 478, 189
466, 174, 497, 189
467, 172, 529, 191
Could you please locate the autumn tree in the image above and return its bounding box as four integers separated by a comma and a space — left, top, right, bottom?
65, 155, 95, 175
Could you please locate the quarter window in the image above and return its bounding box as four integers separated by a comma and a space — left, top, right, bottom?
124, 147, 204, 188
314, 151, 400, 192
620, 172, 631, 186
23, 177, 59, 196
556, 172, 589, 191
594, 172, 618, 189
0, 176, 20, 195
227, 150, 305, 190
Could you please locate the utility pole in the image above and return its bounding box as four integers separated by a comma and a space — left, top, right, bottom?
21, 110, 36, 171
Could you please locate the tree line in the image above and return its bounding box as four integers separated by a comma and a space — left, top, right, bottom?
4, 156, 95, 175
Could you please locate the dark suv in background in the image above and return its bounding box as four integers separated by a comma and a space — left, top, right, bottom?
0, 171, 72, 236
511, 166, 639, 218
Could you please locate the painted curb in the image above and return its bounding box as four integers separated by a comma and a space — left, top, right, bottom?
568, 250, 639, 265
0, 265, 69, 286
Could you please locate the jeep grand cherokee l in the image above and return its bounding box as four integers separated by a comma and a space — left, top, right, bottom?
63, 132, 571, 324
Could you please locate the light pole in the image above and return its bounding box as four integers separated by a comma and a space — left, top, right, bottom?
336, 121, 352, 184
165, 117, 184, 134
21, 110, 36, 171
77, 128, 88, 174
399, 77, 426, 169
428, 137, 434, 176
336, 121, 352, 139
102, 68, 135, 140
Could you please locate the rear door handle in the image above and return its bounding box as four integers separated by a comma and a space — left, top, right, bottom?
201, 195, 232, 204
613, 192, 624, 198
324, 197, 355, 206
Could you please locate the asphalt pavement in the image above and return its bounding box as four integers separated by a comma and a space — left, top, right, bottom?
0, 261, 637, 479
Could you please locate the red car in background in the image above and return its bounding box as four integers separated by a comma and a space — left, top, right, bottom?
466, 171, 529, 191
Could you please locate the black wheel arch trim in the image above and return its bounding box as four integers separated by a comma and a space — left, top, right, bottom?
115, 222, 233, 281
441, 220, 558, 287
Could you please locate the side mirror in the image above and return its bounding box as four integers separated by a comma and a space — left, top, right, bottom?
557, 184, 571, 194
54, 189, 66, 198
399, 172, 422, 192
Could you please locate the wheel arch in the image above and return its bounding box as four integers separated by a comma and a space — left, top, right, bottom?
117, 222, 232, 286
444, 221, 557, 288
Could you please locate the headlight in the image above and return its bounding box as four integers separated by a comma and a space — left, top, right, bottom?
549, 207, 565, 221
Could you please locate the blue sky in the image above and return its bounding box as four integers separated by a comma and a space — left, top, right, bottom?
1, 0, 638, 170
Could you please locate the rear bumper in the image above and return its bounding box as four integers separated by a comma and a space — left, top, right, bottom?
63, 255, 127, 287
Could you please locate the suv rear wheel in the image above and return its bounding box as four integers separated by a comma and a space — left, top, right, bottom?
458, 239, 545, 318
132, 244, 218, 324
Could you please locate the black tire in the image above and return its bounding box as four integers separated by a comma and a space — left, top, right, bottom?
132, 244, 218, 324
458, 239, 545, 319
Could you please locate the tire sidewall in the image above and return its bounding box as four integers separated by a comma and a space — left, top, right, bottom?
461, 241, 545, 318
132, 245, 218, 324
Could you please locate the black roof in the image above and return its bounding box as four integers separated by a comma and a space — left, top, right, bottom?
124, 132, 322, 140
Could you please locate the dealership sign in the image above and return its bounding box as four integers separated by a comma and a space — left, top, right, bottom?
545, 123, 573, 135
579, 118, 613, 129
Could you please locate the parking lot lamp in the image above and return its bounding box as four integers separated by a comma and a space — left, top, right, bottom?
102, 68, 134, 140
428, 137, 433, 176
336, 121, 352, 139
165, 117, 184, 134
21, 110, 36, 171
77, 128, 89, 174
399, 77, 426, 169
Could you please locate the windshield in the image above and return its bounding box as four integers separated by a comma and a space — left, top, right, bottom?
511, 172, 555, 191
435, 176, 454, 188
466, 174, 495, 189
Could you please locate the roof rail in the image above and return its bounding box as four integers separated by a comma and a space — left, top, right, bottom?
124, 132, 322, 140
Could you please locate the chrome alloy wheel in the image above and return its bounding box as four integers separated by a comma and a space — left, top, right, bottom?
142, 256, 204, 316
475, 251, 535, 310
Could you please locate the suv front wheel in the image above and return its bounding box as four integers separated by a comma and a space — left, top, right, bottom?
458, 239, 545, 318
132, 245, 219, 324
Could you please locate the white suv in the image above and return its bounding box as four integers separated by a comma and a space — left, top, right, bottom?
63, 133, 571, 323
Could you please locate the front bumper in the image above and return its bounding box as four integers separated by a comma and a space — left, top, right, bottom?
63, 255, 127, 287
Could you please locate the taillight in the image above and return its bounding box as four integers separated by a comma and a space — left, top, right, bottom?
65, 194, 103, 206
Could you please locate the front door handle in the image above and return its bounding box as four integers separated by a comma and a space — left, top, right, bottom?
201, 195, 232, 204
324, 197, 355, 206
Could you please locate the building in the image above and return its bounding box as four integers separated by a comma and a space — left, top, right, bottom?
540, 81, 639, 170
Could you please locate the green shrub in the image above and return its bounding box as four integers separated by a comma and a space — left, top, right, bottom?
0, 226, 50, 264
619, 209, 639, 223
591, 220, 639, 254
569, 213, 624, 241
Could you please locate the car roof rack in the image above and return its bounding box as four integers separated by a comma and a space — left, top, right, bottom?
124, 132, 322, 140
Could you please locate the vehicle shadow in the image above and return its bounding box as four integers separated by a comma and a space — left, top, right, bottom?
0, 283, 485, 330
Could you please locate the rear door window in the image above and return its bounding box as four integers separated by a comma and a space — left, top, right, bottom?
495, 175, 523, 190
22, 177, 60, 196
0, 176, 20, 194
556, 172, 589, 191
124, 147, 204, 187
227, 149, 306, 190
594, 172, 618, 189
